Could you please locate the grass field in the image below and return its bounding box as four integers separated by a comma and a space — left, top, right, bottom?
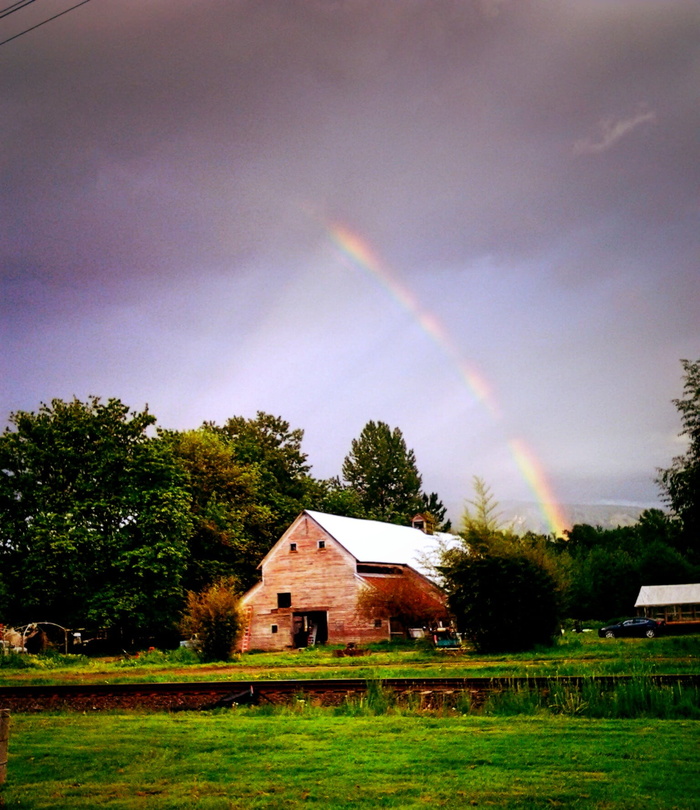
2, 631, 700, 685
3, 712, 700, 809
1, 634, 699, 808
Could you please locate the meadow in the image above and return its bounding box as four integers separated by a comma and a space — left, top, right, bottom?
2, 630, 700, 685
3, 713, 700, 809
1, 632, 699, 808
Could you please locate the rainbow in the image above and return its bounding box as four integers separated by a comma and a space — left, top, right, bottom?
327, 222, 569, 537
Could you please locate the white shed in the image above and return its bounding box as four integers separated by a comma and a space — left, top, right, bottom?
635, 584, 700, 625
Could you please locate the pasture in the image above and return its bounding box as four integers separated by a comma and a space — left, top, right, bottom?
2, 713, 700, 808
1, 633, 699, 808
2, 630, 700, 685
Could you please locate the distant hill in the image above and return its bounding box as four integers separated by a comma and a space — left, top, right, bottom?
501, 502, 657, 535
445, 501, 662, 536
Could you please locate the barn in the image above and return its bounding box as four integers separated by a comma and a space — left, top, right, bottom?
238, 510, 450, 652
635, 583, 700, 628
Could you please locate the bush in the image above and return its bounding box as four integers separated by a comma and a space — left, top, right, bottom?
180, 577, 242, 661
444, 550, 560, 653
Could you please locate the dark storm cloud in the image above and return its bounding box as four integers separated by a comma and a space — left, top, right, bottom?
2, 0, 699, 517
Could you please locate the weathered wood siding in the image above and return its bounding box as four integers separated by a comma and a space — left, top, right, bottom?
240, 513, 392, 651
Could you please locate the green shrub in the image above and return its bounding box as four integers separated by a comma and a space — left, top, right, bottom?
180, 577, 242, 661
445, 551, 561, 653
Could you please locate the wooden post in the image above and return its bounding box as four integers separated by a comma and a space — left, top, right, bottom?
0, 709, 9, 785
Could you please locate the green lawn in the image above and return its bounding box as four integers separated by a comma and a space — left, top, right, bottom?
2, 712, 699, 809
2, 632, 700, 685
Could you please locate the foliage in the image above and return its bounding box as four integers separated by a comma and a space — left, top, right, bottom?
355, 574, 449, 628
341, 420, 425, 524
316, 476, 369, 519
166, 427, 275, 592
0, 397, 192, 635
180, 577, 242, 661
435, 479, 563, 652
211, 411, 320, 531
657, 358, 700, 560
443, 549, 561, 652
420, 491, 452, 531
458, 476, 517, 554
563, 511, 699, 619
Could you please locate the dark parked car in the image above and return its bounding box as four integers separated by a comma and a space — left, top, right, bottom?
598, 617, 663, 639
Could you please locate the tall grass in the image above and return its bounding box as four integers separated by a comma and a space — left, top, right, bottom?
246, 676, 700, 720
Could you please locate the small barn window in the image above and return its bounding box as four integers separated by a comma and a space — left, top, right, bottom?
271, 624, 278, 634
374, 619, 382, 628
317, 540, 326, 549
289, 542, 297, 552
277, 592, 292, 609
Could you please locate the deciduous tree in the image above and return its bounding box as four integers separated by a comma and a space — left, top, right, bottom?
355, 575, 449, 630
442, 549, 561, 653
0, 397, 192, 636
210, 412, 321, 535
657, 358, 700, 561
166, 428, 274, 592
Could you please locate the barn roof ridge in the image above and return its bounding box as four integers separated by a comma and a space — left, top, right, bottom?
304, 509, 453, 575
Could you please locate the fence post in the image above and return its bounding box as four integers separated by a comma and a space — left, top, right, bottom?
0, 709, 9, 784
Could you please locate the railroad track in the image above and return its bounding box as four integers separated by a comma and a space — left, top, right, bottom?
1, 674, 698, 713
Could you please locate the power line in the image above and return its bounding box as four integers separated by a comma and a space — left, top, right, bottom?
0, 0, 91, 47
0, 0, 37, 19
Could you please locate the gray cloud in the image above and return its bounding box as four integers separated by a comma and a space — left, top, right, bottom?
2, 0, 699, 522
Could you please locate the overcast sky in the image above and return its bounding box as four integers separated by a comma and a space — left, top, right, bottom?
2, 0, 699, 525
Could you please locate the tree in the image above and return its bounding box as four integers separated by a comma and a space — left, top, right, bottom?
442, 550, 561, 653
355, 575, 450, 631
563, 512, 697, 620
459, 476, 513, 552
165, 428, 274, 593
420, 491, 452, 532
210, 412, 321, 535
317, 476, 368, 519
0, 397, 192, 636
341, 421, 424, 524
657, 359, 700, 561
439, 478, 561, 652
180, 577, 242, 661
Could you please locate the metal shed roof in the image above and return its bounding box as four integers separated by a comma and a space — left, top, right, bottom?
635, 583, 700, 607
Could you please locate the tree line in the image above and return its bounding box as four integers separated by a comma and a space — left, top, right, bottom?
0, 404, 445, 641
1, 358, 698, 650
439, 358, 700, 652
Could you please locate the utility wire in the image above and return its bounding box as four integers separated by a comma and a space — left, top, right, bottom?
0, 0, 91, 47
0, 0, 36, 18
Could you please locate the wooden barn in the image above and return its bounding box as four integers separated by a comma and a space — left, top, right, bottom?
238, 510, 449, 652
635, 583, 700, 628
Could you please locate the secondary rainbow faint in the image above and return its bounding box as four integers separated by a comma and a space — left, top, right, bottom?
327, 221, 569, 538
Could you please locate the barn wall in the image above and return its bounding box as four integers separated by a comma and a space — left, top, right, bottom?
241, 514, 391, 651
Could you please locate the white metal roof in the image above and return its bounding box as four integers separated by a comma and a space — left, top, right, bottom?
635, 583, 700, 607
305, 510, 452, 573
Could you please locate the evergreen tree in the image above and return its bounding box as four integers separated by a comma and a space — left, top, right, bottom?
341, 421, 424, 524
